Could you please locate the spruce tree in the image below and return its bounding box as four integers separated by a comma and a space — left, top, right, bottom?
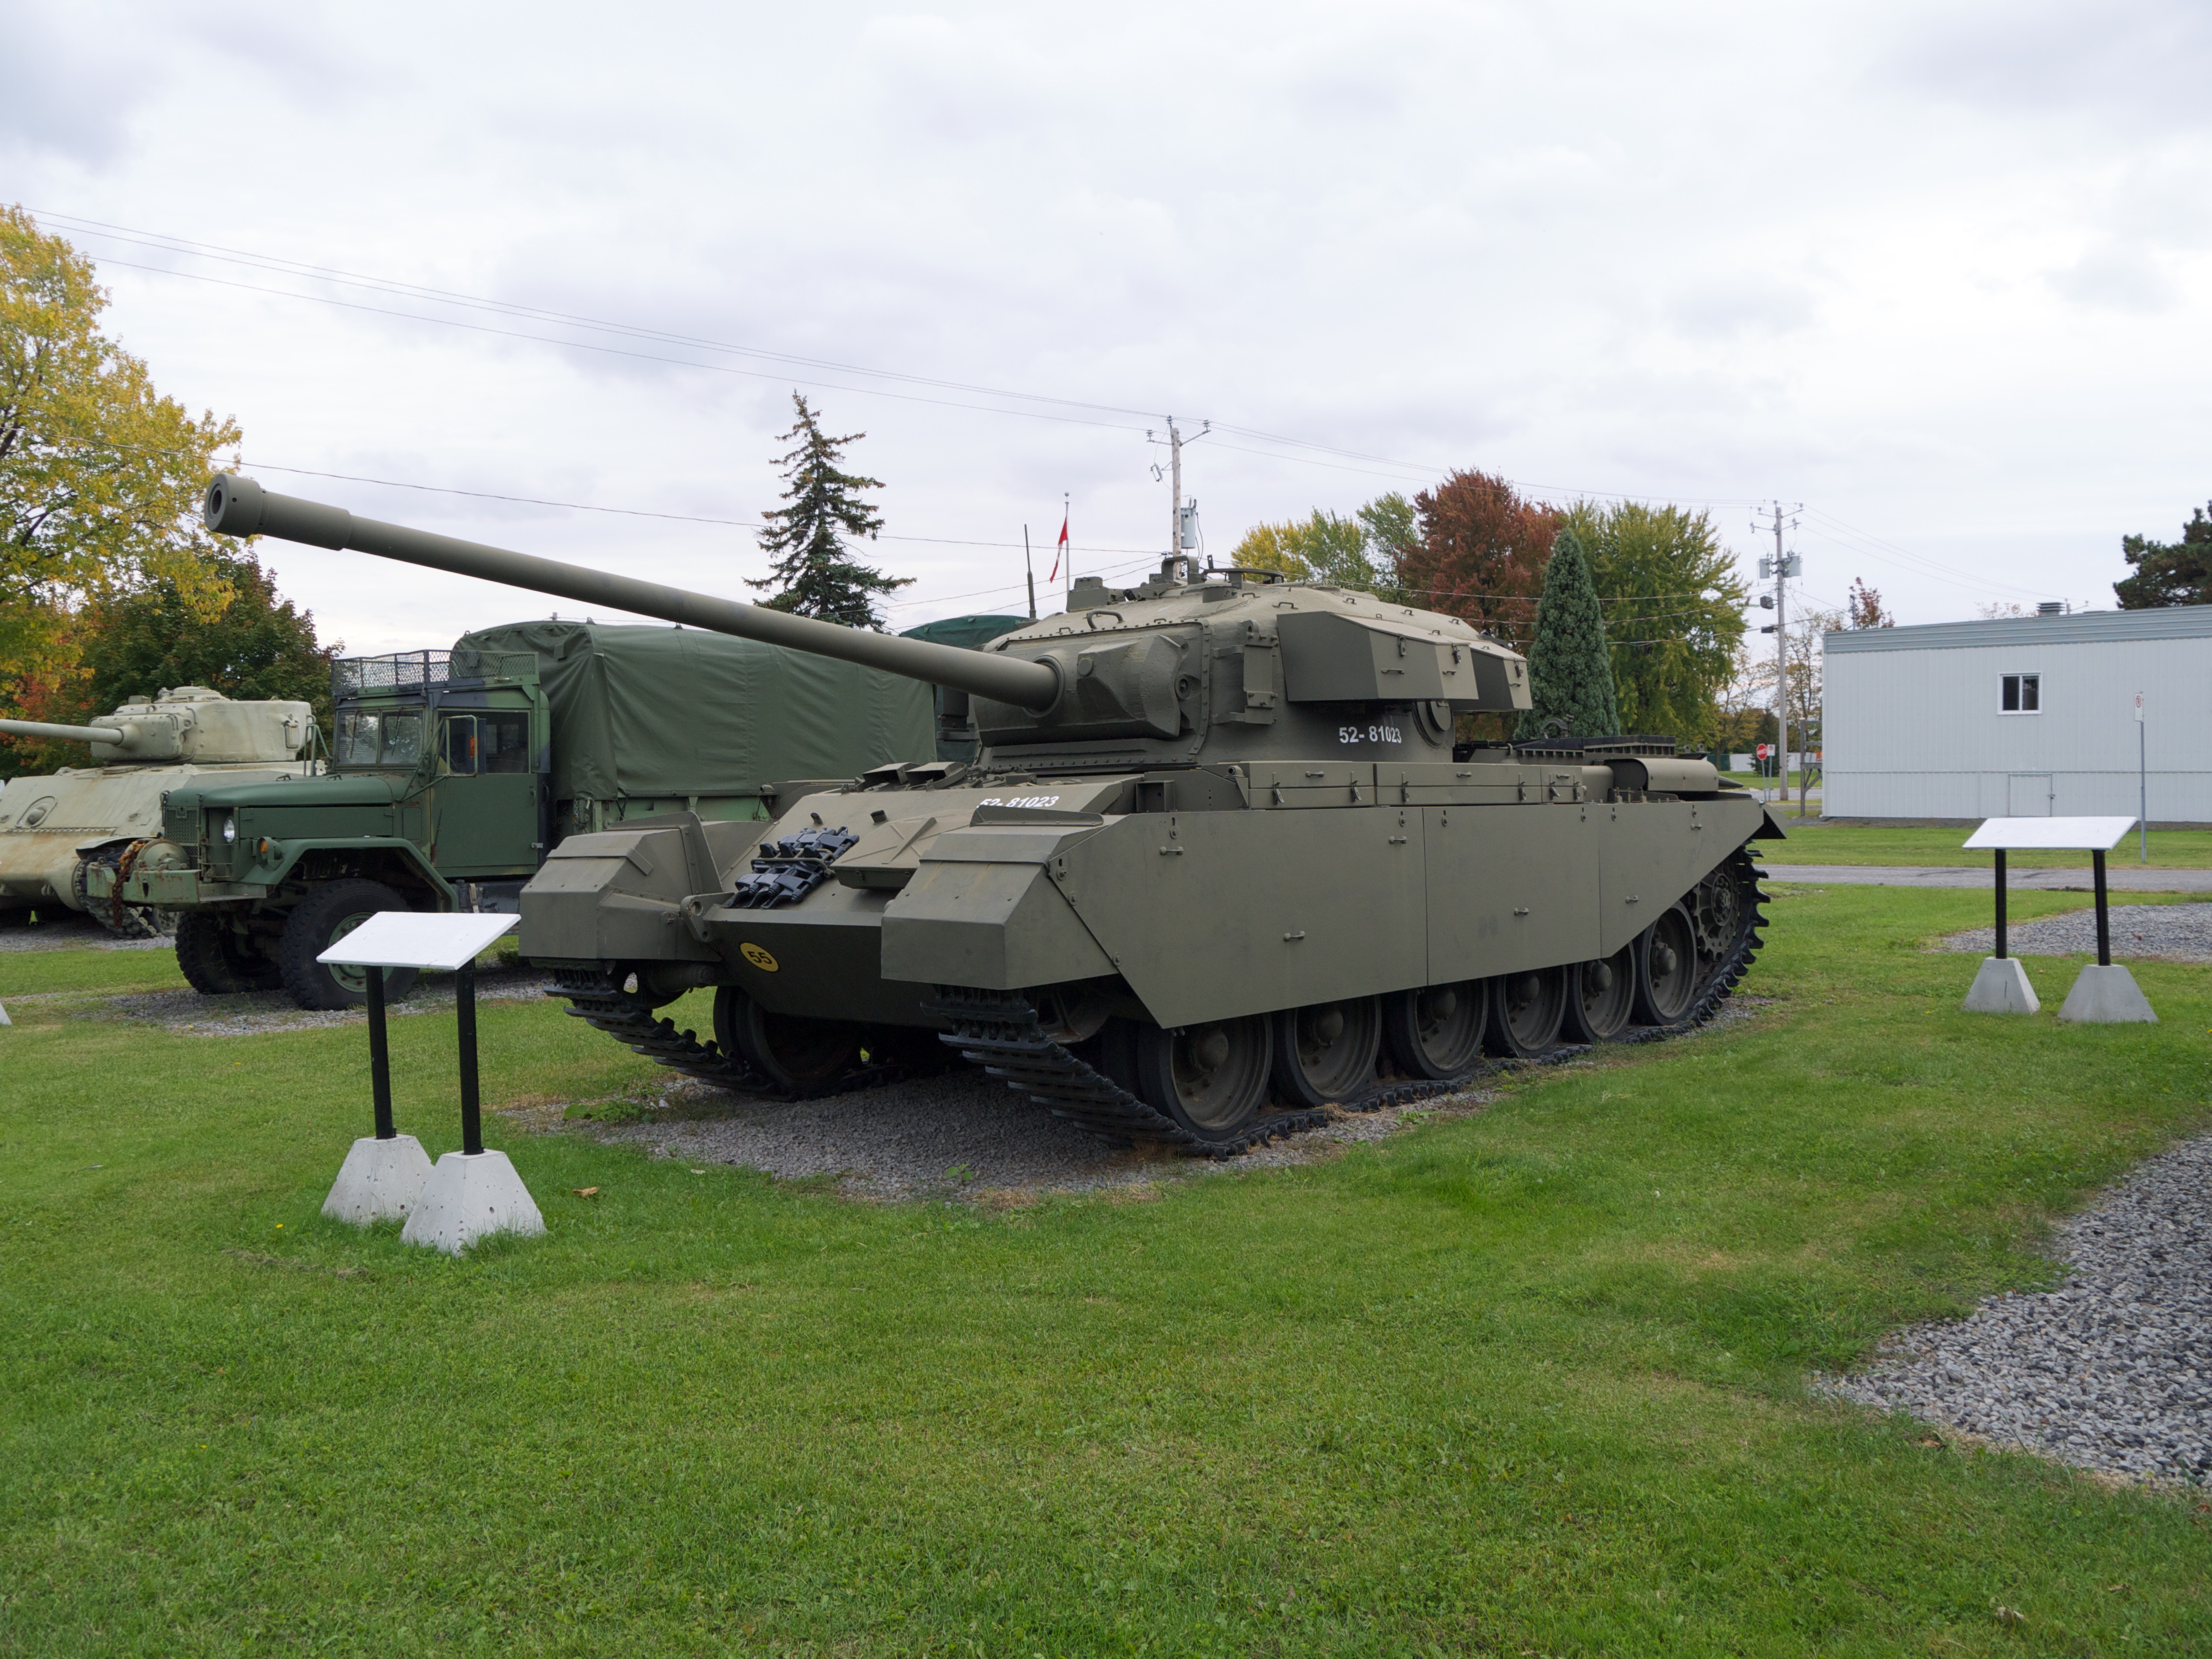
747, 394, 911, 628
1514, 527, 1622, 739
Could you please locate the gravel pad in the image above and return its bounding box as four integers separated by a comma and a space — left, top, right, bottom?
596, 1070, 1497, 1201
82, 964, 554, 1036
0, 913, 171, 953
580, 1000, 1767, 1201
1933, 902, 2212, 961
1820, 1133, 2212, 1487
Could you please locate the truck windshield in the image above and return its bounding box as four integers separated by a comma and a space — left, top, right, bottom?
334, 708, 427, 768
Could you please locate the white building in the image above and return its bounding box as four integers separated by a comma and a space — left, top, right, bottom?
1823, 605, 2212, 823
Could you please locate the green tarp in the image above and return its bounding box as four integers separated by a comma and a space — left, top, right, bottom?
453, 621, 936, 804
899, 614, 1028, 651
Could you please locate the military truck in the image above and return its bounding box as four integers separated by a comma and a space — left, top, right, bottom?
0, 688, 314, 936
95, 621, 935, 1008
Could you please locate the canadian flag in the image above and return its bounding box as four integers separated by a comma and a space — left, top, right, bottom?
1050, 509, 1068, 581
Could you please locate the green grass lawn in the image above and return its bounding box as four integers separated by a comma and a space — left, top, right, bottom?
3, 890, 2208, 1656
1757, 821, 2212, 870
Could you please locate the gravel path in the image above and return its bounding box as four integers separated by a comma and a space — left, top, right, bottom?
1820, 1133, 2212, 1488
1931, 901, 2212, 961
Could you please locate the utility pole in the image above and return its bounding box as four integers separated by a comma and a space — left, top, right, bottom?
1147, 418, 1210, 577
1169, 419, 1182, 564
1753, 502, 1802, 808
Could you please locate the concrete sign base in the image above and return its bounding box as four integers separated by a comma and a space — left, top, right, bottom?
399, 1149, 546, 1255
2059, 964, 2159, 1024
322, 1134, 435, 1224
1962, 957, 2040, 1014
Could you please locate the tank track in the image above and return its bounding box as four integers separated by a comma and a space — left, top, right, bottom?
1620, 843, 1770, 1045
549, 843, 1768, 1150
920, 986, 1479, 1159
927, 841, 1769, 1157
546, 969, 925, 1102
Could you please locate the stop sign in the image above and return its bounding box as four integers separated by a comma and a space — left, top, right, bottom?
1756, 743, 1770, 760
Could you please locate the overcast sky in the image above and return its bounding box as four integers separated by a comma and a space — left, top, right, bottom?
6, 1, 2208, 653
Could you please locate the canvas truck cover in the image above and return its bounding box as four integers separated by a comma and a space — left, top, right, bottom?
452, 621, 936, 803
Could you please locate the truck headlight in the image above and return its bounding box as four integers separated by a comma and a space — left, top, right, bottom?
220, 816, 237, 844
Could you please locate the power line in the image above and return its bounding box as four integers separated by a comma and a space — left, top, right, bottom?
28, 208, 1768, 504
30, 208, 2097, 609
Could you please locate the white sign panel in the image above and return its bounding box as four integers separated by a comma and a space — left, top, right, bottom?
1963, 816, 2138, 852
318, 911, 519, 971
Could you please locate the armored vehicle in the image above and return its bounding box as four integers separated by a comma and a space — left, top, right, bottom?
0, 688, 312, 936
204, 472, 1778, 1154
94, 619, 934, 1009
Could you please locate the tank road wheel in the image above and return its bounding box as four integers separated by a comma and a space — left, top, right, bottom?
1632, 903, 1700, 1027
175, 910, 281, 994
1271, 996, 1382, 1109
1383, 980, 1489, 1078
713, 984, 864, 1094
1563, 946, 1636, 1044
1133, 1015, 1273, 1143
1485, 966, 1568, 1058
278, 880, 418, 1010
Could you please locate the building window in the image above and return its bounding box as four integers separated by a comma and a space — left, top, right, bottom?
2001, 673, 2041, 713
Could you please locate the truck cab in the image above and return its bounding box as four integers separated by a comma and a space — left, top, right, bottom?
101, 622, 938, 1010
102, 648, 549, 1007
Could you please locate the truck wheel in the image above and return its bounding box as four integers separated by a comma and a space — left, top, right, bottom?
278, 880, 418, 1010
175, 910, 281, 994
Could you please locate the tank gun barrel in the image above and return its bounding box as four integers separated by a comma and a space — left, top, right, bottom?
0, 717, 125, 745
204, 474, 1062, 712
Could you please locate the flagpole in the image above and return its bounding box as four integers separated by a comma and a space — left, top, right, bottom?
1024, 525, 1036, 620
1063, 492, 1071, 611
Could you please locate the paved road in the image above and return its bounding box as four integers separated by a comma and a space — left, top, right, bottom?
1763, 863, 2212, 892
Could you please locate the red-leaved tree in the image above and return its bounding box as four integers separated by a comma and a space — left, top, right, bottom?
1399, 471, 1559, 656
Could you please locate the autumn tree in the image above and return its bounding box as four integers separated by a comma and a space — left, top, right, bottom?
2113, 501, 2212, 609
1396, 471, 1556, 655
1515, 528, 1620, 739
1, 206, 239, 727
747, 393, 910, 628
1845, 577, 1894, 629
1562, 500, 1746, 748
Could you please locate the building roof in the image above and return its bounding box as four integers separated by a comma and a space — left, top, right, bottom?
1824, 605, 2212, 654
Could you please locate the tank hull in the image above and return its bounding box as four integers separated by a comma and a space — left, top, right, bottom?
524, 761, 1776, 1044
0, 761, 306, 916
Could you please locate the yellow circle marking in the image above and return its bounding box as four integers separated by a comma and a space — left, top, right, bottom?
740, 942, 779, 973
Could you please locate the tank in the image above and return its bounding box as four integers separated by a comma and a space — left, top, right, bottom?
0, 687, 314, 935
204, 472, 1778, 1154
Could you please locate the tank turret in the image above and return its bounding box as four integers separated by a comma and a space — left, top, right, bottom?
0, 685, 315, 934
0, 687, 310, 765
202, 473, 1774, 1154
